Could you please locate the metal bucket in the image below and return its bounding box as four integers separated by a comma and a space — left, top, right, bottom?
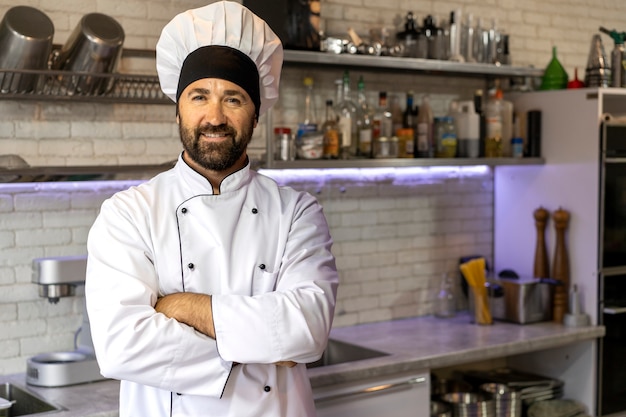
0, 6, 54, 93
52, 12, 124, 95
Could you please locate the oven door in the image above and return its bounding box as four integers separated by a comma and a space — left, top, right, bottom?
599, 272, 626, 416
600, 122, 626, 270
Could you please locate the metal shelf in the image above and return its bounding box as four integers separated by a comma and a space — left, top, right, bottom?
0, 68, 171, 104
0, 161, 176, 183
265, 157, 544, 170
283, 50, 544, 78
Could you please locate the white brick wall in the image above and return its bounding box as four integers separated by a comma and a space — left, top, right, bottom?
0, 0, 623, 374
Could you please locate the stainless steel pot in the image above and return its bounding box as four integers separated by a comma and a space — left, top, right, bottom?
0, 6, 54, 93
52, 12, 125, 95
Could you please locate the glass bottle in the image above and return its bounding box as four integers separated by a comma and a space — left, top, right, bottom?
484, 86, 503, 157
416, 95, 434, 158
356, 75, 373, 158
372, 92, 393, 150
335, 70, 359, 159
435, 116, 457, 158
322, 99, 341, 159
435, 273, 456, 318
297, 76, 319, 139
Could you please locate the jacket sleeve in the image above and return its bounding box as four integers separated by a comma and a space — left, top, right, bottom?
85, 196, 232, 397
211, 191, 339, 364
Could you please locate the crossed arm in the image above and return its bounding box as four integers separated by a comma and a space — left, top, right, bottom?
155, 292, 296, 367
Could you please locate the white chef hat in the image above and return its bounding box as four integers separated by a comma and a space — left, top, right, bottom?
156, 1, 283, 117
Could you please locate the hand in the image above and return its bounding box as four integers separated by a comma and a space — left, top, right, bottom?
274, 361, 297, 368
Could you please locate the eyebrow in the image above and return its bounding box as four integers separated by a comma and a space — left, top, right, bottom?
186, 87, 248, 100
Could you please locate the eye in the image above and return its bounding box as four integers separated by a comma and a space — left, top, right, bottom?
225, 96, 242, 105
191, 94, 207, 102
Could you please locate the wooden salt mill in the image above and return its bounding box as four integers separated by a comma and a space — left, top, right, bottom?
533, 207, 550, 279
552, 207, 570, 323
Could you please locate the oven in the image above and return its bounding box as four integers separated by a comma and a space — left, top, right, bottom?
598, 119, 626, 416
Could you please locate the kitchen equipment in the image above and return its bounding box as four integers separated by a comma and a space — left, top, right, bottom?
441, 392, 495, 417
469, 275, 555, 324
52, 12, 125, 95
314, 370, 429, 417
552, 207, 570, 323
585, 34, 610, 87
533, 207, 550, 279
462, 368, 564, 407
599, 26, 626, 88
540, 46, 568, 90
563, 284, 590, 327
431, 401, 453, 417
27, 255, 105, 387
0, 6, 54, 93
480, 383, 522, 417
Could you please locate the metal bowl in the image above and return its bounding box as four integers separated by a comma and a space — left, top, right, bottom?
0, 6, 54, 93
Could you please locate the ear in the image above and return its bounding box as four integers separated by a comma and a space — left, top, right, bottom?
176, 114, 180, 125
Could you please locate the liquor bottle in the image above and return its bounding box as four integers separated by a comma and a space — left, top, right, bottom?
401, 91, 416, 157
322, 99, 341, 159
335, 70, 359, 159
356, 75, 373, 158
372, 91, 393, 142
297, 76, 318, 139
416, 95, 434, 157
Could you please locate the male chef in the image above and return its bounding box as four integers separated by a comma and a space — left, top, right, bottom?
84, 2, 338, 416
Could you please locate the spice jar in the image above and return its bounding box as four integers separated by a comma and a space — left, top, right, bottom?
374, 136, 399, 158
274, 127, 294, 161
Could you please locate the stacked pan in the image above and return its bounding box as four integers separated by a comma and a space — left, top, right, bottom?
441, 392, 496, 417
480, 383, 523, 417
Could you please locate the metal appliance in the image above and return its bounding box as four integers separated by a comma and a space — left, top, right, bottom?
27, 255, 105, 387
598, 117, 626, 416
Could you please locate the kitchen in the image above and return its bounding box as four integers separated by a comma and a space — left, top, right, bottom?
0, 0, 624, 416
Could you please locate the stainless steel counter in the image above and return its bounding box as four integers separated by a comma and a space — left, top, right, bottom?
0, 314, 604, 417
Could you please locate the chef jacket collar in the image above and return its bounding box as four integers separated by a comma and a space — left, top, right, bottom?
175, 152, 251, 195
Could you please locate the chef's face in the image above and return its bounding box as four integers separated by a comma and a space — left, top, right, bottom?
177, 78, 257, 172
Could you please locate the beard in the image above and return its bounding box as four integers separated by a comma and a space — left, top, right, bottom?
178, 116, 254, 172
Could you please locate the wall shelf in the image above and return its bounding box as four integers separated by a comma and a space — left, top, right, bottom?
267, 157, 544, 169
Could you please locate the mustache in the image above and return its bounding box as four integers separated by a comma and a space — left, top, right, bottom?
196, 123, 237, 137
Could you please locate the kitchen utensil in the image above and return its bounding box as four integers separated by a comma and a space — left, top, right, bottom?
552, 207, 570, 323
480, 383, 522, 417
540, 46, 568, 90
585, 34, 610, 87
0, 6, 54, 93
441, 392, 496, 417
567, 68, 585, 89
533, 207, 550, 279
52, 12, 125, 95
431, 401, 453, 417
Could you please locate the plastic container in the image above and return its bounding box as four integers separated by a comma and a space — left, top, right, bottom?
274, 127, 295, 161
454, 101, 480, 158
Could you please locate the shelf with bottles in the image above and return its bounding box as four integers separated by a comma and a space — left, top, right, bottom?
265, 156, 544, 170
283, 50, 543, 79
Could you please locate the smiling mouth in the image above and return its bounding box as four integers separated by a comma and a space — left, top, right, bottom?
200, 132, 231, 141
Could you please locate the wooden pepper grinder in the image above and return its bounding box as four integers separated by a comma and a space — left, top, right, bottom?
533, 207, 550, 279
552, 207, 570, 323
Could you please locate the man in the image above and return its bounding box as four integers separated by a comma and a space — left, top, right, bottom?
84, 2, 338, 416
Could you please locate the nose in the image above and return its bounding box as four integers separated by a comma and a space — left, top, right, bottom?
203, 99, 228, 126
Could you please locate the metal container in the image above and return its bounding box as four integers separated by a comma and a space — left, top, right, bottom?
0, 6, 54, 93
469, 277, 554, 324
52, 12, 125, 95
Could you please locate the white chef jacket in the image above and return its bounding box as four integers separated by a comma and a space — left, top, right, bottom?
85, 154, 338, 417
